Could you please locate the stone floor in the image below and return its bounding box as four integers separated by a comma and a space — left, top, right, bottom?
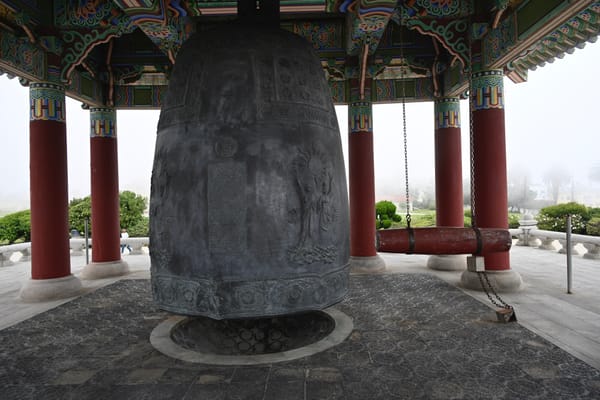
2, 273, 600, 399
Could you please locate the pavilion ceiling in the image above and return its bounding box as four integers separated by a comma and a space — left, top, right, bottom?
0, 0, 598, 108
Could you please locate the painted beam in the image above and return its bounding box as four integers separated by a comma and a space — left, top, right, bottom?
343, 0, 397, 56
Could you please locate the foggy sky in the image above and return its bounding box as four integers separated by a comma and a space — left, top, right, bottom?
1, 40, 599, 214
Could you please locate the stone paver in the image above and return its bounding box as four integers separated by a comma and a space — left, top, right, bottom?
1, 244, 600, 399
1, 274, 600, 399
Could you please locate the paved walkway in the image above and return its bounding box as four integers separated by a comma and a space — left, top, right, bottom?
0, 244, 599, 399
380, 245, 600, 371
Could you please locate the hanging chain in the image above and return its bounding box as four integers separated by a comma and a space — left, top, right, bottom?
468, 32, 476, 229
467, 23, 514, 317
400, 7, 411, 228
477, 271, 512, 310
402, 93, 411, 227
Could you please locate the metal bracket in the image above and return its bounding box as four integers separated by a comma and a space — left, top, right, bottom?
496, 307, 517, 323
467, 255, 485, 272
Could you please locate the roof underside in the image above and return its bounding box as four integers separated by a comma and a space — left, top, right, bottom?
0, 0, 598, 108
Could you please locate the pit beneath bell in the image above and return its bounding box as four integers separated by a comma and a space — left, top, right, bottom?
172, 311, 334, 355
150, 308, 353, 365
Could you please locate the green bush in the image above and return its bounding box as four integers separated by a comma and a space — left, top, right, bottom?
0, 210, 31, 244
375, 200, 401, 230
0, 192, 148, 244
69, 197, 92, 235
586, 217, 600, 236
463, 209, 522, 229
68, 192, 148, 236
120, 191, 147, 229
464, 209, 472, 227
508, 213, 520, 229
128, 216, 149, 237
536, 202, 589, 234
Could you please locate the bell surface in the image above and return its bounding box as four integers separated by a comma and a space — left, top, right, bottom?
150, 24, 350, 319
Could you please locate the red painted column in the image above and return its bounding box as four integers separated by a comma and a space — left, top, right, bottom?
347, 81, 384, 272
434, 97, 464, 227
348, 125, 376, 257
471, 70, 510, 271
90, 108, 121, 262
428, 97, 466, 271
29, 82, 71, 279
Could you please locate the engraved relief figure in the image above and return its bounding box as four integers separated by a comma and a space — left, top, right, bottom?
288, 146, 338, 265
204, 55, 254, 126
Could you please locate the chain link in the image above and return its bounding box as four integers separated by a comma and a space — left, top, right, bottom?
402, 98, 411, 227
477, 272, 512, 310
400, 9, 411, 228
468, 32, 476, 229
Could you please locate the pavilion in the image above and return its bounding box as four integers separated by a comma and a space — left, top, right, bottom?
0, 0, 599, 301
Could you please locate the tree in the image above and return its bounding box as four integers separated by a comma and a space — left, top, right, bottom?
69, 197, 92, 235
508, 167, 537, 211
119, 191, 147, 231
67, 191, 147, 237
543, 167, 571, 204
589, 163, 600, 183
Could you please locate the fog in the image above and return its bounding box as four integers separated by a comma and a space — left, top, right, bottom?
1, 40, 599, 215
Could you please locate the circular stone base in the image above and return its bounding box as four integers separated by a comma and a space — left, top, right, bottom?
81, 260, 129, 280
461, 269, 523, 293
350, 255, 386, 274
150, 308, 353, 365
19, 274, 83, 302
427, 255, 467, 271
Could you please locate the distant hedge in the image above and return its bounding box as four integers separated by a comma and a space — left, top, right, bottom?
536, 202, 592, 235
0, 210, 31, 245
0, 191, 148, 245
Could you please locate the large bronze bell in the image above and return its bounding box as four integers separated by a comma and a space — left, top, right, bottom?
150, 24, 350, 319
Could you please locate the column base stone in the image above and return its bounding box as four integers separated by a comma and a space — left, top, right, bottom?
19, 274, 83, 302
350, 255, 386, 274
427, 255, 467, 271
81, 259, 129, 280
461, 269, 523, 293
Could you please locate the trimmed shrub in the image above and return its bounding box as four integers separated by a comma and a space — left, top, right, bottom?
536, 202, 589, 234
376, 200, 401, 230
589, 207, 600, 219
0, 210, 31, 244
508, 213, 520, 229
586, 217, 600, 236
